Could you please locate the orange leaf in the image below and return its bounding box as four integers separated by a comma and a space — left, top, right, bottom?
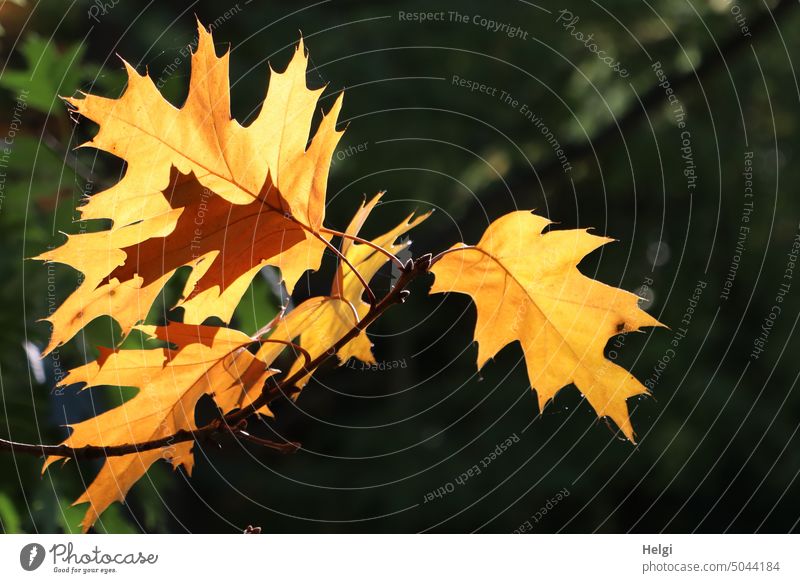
45, 323, 276, 532
37, 22, 342, 353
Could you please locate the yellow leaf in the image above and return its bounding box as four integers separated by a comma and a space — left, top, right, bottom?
429, 211, 663, 441
37, 22, 341, 354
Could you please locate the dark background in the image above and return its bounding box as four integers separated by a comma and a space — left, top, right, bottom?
0, 0, 799, 533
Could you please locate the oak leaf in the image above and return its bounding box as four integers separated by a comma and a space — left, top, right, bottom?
37, 22, 342, 354
45, 323, 279, 532
429, 211, 663, 441
48, 297, 335, 532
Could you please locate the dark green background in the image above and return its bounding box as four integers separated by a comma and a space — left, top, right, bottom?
0, 0, 798, 533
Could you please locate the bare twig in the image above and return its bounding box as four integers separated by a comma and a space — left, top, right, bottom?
234, 430, 301, 454
0, 254, 432, 461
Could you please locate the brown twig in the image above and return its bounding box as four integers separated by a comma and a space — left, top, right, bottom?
233, 430, 301, 454
0, 254, 432, 461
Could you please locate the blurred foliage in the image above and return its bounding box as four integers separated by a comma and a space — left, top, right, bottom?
0, 34, 86, 113
0, 0, 798, 533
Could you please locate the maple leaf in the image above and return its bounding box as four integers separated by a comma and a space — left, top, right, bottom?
429, 211, 663, 441
45, 323, 278, 532
36, 22, 342, 354
285, 194, 430, 387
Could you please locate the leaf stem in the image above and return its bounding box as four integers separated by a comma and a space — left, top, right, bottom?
254, 338, 313, 374
312, 231, 377, 307
430, 245, 474, 266
319, 226, 404, 271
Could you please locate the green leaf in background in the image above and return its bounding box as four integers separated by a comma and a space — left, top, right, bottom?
51, 496, 138, 534
83, 502, 138, 534
55, 497, 86, 534
232, 270, 282, 336
0, 33, 85, 113
0, 491, 22, 533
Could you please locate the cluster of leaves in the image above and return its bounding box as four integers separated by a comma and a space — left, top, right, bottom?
35, 22, 661, 532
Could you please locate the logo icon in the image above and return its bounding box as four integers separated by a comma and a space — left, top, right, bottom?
19, 543, 46, 571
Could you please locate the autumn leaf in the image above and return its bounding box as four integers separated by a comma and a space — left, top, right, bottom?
430, 211, 663, 441
36, 22, 342, 354
285, 194, 430, 387
47, 296, 337, 532
45, 322, 278, 532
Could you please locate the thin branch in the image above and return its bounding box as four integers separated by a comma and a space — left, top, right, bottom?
254, 338, 313, 374
0, 254, 433, 460
233, 430, 300, 454
0, 430, 208, 460
312, 230, 377, 307
319, 226, 405, 271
